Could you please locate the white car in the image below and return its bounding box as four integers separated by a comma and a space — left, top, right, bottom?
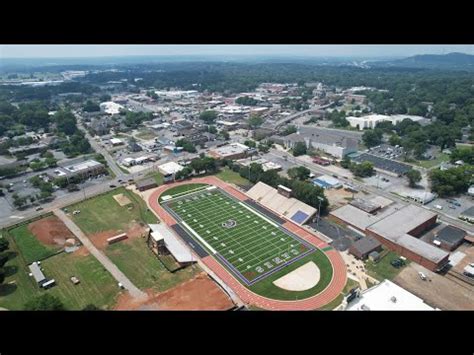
418, 272, 427, 280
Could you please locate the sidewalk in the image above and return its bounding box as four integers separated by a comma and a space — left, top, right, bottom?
54, 209, 147, 300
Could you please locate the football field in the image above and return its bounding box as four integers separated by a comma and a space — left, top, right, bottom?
162, 186, 315, 285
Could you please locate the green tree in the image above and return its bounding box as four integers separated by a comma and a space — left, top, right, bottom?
351, 161, 375, 177
281, 125, 297, 136
0, 238, 9, 252
0, 252, 9, 267
175, 139, 197, 153
362, 129, 383, 148
248, 115, 264, 128
207, 125, 217, 134
199, 110, 217, 124
429, 165, 473, 197
244, 140, 257, 148
287, 166, 311, 181
0, 267, 5, 284
389, 134, 402, 146
406, 169, 422, 187
292, 142, 307, 157
82, 304, 101, 311
24, 294, 65, 311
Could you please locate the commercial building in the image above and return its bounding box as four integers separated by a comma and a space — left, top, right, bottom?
275, 127, 358, 159
345, 280, 436, 310
208, 142, 253, 160
312, 175, 342, 190
346, 114, 426, 131
158, 162, 184, 182
53, 159, 105, 180
236, 158, 282, 172
352, 153, 412, 176
110, 138, 124, 146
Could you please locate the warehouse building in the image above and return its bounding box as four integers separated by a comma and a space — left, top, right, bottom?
459, 206, 474, 224
312, 175, 342, 190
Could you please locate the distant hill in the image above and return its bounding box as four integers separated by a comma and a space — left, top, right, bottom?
371, 52, 474, 70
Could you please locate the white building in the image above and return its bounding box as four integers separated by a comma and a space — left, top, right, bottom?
110, 138, 124, 146
100, 101, 124, 115
158, 162, 185, 182
346, 114, 425, 130
346, 280, 436, 311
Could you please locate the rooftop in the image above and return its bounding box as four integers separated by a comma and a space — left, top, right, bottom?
63, 159, 103, 173
347, 280, 435, 311
367, 205, 437, 241
350, 237, 381, 255
435, 225, 466, 245
149, 224, 194, 263
158, 161, 184, 175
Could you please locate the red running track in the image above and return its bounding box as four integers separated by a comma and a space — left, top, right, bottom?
148, 176, 347, 310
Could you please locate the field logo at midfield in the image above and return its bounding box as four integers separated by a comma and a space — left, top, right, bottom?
222, 219, 237, 229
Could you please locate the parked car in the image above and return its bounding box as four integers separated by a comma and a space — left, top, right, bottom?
35, 207, 43, 211
418, 272, 427, 280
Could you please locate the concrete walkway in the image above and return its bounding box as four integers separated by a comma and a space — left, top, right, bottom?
54, 209, 147, 300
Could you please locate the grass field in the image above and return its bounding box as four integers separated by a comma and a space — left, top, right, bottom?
145, 171, 164, 185
67, 187, 157, 235
366, 250, 409, 281
135, 129, 157, 140
105, 238, 200, 292
7, 224, 60, 264
0, 236, 120, 310
415, 153, 450, 169
215, 167, 252, 187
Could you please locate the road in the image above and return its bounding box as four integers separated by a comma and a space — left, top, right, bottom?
74, 111, 125, 178
266, 149, 474, 234
267, 104, 333, 129
54, 209, 147, 300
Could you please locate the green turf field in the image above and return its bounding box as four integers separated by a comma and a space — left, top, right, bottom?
159, 183, 208, 202
163, 187, 314, 285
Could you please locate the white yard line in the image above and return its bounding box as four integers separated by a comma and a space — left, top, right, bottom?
181, 221, 217, 254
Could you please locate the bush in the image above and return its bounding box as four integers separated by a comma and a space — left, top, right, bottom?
24, 294, 65, 311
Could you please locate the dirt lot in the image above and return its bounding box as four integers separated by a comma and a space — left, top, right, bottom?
114, 273, 235, 310
28, 215, 77, 246
394, 263, 474, 310
89, 221, 148, 250
453, 243, 474, 273
325, 188, 359, 210
113, 193, 132, 207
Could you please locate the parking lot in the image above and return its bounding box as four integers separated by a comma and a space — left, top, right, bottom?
426, 195, 474, 219
352, 152, 412, 176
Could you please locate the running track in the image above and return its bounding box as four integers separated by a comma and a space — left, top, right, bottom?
148, 176, 347, 310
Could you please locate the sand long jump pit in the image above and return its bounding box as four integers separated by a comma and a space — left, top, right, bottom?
273, 261, 320, 291
113, 193, 132, 207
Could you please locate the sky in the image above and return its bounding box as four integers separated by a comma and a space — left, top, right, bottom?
1, 45, 474, 59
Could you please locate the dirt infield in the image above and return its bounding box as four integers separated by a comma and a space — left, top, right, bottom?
147, 176, 347, 310
113, 273, 235, 310
28, 215, 77, 246
143, 273, 235, 310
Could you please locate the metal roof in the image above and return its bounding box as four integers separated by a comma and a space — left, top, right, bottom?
149, 224, 194, 263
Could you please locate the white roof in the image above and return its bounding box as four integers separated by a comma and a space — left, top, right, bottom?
314, 175, 342, 186
158, 161, 184, 175
347, 280, 435, 311
149, 224, 194, 263
110, 138, 123, 144
64, 159, 102, 173
100, 101, 124, 115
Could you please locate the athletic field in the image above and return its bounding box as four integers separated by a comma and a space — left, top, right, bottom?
162, 186, 315, 285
